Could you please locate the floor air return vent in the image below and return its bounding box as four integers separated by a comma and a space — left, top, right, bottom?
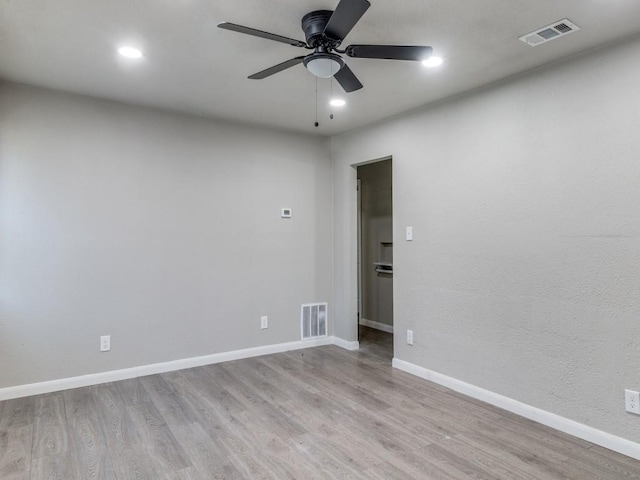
301, 303, 327, 340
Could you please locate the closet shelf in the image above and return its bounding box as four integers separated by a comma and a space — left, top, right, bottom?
373, 262, 393, 274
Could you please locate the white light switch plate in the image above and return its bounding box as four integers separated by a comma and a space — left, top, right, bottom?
406, 226, 413, 241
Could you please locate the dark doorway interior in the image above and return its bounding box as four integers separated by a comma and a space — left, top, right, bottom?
357, 159, 393, 362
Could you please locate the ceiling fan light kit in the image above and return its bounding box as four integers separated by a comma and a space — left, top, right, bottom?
304, 53, 344, 78
218, 0, 433, 93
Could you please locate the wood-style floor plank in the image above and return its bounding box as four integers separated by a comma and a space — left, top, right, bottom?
63, 385, 98, 418
0, 426, 33, 480
1, 326, 640, 479
32, 393, 68, 459
68, 411, 117, 480
0, 397, 35, 431
127, 401, 191, 474
29, 392, 75, 479
93, 382, 158, 479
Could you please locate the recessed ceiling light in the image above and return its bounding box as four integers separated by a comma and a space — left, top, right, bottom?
118, 46, 143, 59
330, 98, 346, 107
422, 56, 443, 68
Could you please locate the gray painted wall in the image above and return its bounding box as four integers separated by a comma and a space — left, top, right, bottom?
0, 83, 332, 388
331, 35, 640, 442
358, 160, 393, 327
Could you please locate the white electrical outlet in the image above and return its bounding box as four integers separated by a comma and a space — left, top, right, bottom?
406, 329, 414, 346
100, 335, 111, 352
261, 315, 268, 329
625, 389, 640, 414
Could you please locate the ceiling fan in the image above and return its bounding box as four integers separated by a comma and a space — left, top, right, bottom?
218, 0, 433, 93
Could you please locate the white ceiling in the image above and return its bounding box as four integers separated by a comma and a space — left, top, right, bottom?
2, 0, 640, 136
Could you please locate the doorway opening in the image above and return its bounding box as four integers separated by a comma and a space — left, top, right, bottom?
357, 158, 393, 362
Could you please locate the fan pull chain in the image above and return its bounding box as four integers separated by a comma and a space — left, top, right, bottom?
330, 77, 334, 120
314, 77, 319, 128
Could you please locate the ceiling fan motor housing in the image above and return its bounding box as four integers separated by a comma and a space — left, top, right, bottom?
302, 10, 336, 48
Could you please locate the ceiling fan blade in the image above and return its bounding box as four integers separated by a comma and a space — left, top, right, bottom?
346, 45, 433, 61
334, 64, 363, 92
218, 22, 307, 48
323, 0, 371, 42
248, 56, 307, 80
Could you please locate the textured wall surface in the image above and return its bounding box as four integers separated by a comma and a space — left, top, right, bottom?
0, 83, 332, 388
332, 36, 640, 441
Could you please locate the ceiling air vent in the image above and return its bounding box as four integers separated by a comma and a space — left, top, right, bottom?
519, 19, 580, 47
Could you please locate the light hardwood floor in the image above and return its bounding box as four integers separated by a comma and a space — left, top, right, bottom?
2, 329, 640, 479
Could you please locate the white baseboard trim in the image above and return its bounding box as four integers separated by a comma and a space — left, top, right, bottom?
359, 318, 394, 334
392, 358, 640, 461
0, 337, 337, 401
333, 337, 360, 351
